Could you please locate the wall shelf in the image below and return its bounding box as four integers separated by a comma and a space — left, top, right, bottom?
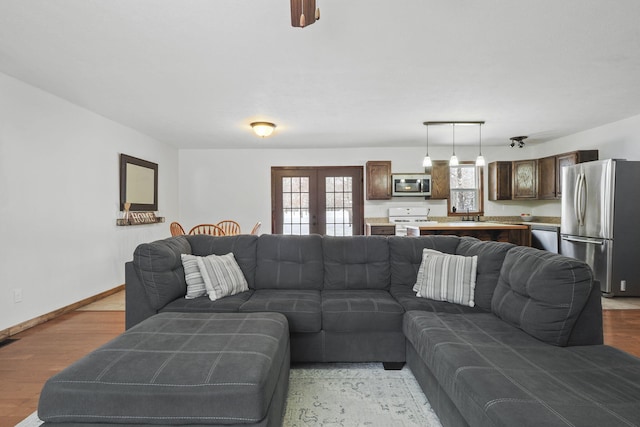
116, 213, 164, 226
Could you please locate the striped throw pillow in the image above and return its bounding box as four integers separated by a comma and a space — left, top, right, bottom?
197, 253, 249, 301
181, 254, 207, 299
413, 249, 478, 307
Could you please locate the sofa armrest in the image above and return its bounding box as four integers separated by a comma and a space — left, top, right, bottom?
125, 261, 158, 329
567, 279, 604, 345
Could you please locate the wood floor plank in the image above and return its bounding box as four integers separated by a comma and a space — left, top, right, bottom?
0, 311, 124, 427
1, 307, 639, 427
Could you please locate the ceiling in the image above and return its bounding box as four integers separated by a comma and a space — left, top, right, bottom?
1, 0, 640, 149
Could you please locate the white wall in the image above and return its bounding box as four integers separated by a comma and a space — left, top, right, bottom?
0, 73, 179, 331
179, 114, 640, 232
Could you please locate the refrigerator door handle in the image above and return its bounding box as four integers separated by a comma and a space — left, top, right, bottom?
561, 235, 605, 245
573, 174, 581, 225
579, 172, 587, 226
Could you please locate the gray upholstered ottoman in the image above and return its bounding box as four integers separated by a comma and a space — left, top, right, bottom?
38, 312, 290, 427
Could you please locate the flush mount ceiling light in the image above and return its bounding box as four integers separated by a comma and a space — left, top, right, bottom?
250, 122, 276, 138
510, 136, 528, 148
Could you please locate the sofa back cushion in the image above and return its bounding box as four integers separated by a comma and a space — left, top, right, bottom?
133, 236, 192, 310
388, 236, 461, 287
255, 234, 324, 290
187, 235, 258, 289
323, 236, 390, 290
455, 237, 514, 311
492, 246, 594, 346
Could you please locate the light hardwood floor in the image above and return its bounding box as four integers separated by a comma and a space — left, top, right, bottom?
1, 298, 639, 427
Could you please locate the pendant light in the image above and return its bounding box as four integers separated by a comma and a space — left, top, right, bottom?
299, 0, 306, 27
422, 122, 432, 168
449, 123, 459, 166
476, 123, 485, 166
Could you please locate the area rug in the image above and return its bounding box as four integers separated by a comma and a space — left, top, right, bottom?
16, 363, 441, 427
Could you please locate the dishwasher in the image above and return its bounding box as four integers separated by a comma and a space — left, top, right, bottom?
530, 224, 560, 254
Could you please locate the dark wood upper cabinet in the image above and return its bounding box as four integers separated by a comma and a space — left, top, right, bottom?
556, 150, 599, 198
537, 156, 557, 200
488, 161, 512, 201
365, 161, 392, 200
429, 160, 450, 199
512, 159, 538, 199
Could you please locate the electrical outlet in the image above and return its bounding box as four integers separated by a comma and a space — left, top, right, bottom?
13, 288, 23, 303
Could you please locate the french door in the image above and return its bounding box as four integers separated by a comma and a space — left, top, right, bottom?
271, 167, 364, 235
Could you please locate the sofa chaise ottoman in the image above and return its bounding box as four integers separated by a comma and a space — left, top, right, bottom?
38, 312, 290, 427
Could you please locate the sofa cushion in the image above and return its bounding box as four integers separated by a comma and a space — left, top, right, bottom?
187, 234, 258, 289
197, 253, 249, 301
160, 291, 254, 313
240, 289, 321, 333
404, 310, 640, 427
181, 254, 207, 299
455, 237, 514, 311
323, 235, 390, 290
133, 236, 192, 310
255, 234, 324, 290
389, 236, 461, 287
322, 290, 404, 332
413, 249, 477, 307
390, 285, 486, 314
492, 246, 594, 346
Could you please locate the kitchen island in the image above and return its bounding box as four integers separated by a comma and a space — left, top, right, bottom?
406, 222, 531, 246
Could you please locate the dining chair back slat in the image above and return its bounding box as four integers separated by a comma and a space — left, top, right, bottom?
216, 220, 241, 236
188, 224, 226, 236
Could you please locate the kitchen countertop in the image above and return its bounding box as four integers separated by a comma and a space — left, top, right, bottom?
406, 222, 529, 230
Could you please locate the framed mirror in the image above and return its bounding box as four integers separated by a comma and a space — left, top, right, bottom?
119, 154, 158, 211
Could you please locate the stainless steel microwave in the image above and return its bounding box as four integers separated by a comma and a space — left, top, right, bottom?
391, 174, 432, 197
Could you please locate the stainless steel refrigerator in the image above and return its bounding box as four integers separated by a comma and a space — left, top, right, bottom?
561, 159, 640, 296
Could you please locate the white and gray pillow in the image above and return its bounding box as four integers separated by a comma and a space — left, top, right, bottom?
181, 254, 207, 299
197, 252, 249, 301
413, 248, 478, 307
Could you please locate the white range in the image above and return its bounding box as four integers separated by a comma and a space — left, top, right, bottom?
388, 207, 437, 236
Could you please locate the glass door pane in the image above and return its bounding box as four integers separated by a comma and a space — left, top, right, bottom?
324, 176, 354, 236
282, 176, 311, 235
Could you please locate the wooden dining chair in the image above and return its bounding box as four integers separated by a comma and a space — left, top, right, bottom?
216, 220, 241, 236
250, 221, 262, 235
188, 224, 226, 236
170, 222, 186, 236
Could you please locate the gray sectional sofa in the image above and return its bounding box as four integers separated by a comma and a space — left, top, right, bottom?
125, 234, 640, 426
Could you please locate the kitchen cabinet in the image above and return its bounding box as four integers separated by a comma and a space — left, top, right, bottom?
488, 161, 512, 201
365, 224, 396, 236
540, 150, 599, 200
489, 150, 598, 201
556, 150, 598, 198
406, 223, 531, 246
365, 161, 392, 200
512, 159, 538, 199
537, 156, 557, 200
429, 160, 450, 199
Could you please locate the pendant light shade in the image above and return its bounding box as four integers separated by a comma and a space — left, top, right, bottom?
422, 123, 432, 168
476, 123, 485, 166
449, 124, 458, 166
